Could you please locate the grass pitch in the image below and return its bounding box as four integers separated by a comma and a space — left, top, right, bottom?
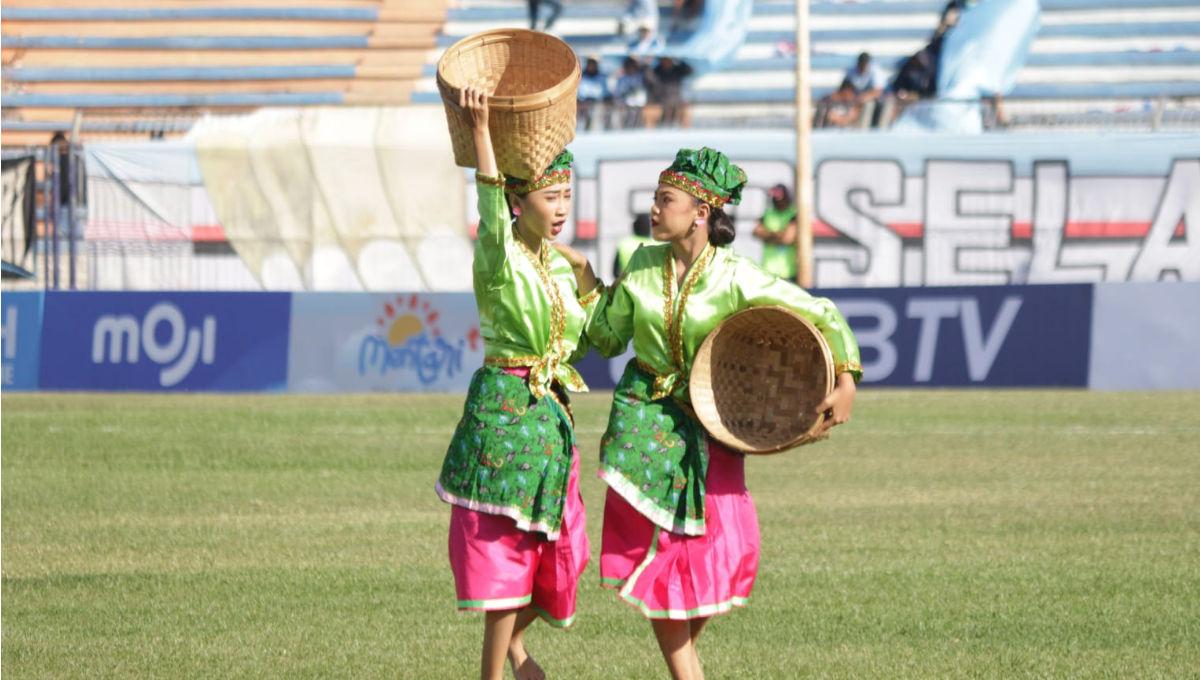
3, 390, 1199, 679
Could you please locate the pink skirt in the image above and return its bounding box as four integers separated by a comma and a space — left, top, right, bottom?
448, 444, 589, 628
600, 439, 760, 620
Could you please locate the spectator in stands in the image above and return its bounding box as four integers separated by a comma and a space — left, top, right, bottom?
528, 0, 562, 31
816, 80, 864, 128
577, 57, 612, 131
612, 56, 649, 128
644, 56, 694, 128
620, 0, 659, 37
752, 184, 799, 280
886, 37, 942, 124
939, 0, 978, 34
613, 212, 654, 276
820, 52, 883, 127
844, 53, 885, 105
580, 56, 614, 131
879, 0, 968, 126
628, 23, 665, 58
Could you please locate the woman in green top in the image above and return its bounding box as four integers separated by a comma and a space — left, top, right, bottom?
752, 183, 799, 280
436, 87, 603, 680
588, 148, 861, 680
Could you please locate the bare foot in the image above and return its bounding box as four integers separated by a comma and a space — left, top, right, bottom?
508, 635, 545, 680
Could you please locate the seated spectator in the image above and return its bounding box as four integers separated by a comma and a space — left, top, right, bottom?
816, 80, 863, 128
612, 56, 649, 128
644, 56, 694, 128
844, 52, 884, 104
892, 43, 940, 100
577, 57, 612, 131
835, 52, 885, 126
620, 0, 659, 37
884, 44, 939, 125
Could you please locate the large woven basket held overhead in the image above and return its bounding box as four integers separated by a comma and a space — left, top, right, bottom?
436, 29, 580, 181
689, 306, 836, 455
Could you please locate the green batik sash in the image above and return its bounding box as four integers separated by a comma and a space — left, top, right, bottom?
437, 366, 575, 538
599, 360, 709, 536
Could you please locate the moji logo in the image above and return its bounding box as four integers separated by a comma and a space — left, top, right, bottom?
91, 302, 216, 387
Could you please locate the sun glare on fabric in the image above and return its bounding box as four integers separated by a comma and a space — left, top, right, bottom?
377, 295, 442, 346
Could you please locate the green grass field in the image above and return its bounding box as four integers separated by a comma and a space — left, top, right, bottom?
3, 390, 1199, 679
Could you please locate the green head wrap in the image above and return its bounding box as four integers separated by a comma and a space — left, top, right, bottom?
658, 147, 747, 209
506, 149, 573, 195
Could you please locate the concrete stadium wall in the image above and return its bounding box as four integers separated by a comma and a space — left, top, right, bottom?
4, 282, 1198, 392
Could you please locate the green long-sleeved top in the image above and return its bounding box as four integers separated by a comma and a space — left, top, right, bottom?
472, 174, 603, 397
588, 241, 862, 534
589, 241, 861, 402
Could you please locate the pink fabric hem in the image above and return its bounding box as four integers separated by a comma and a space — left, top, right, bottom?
448, 446, 589, 625
436, 481, 561, 541
600, 440, 760, 620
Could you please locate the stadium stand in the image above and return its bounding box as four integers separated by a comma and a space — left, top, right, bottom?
2, 0, 1198, 144
421, 0, 1200, 129
0, 0, 447, 145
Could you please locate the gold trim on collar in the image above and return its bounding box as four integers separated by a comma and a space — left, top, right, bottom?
655, 244, 715, 400
512, 235, 568, 399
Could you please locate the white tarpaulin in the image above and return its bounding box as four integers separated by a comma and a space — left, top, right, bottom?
190, 106, 469, 291
83, 141, 256, 290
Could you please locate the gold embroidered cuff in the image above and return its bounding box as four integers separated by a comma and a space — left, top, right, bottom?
475, 171, 507, 187
578, 283, 604, 307
835, 361, 863, 382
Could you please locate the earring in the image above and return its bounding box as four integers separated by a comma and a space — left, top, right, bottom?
512, 206, 522, 216
696, 218, 706, 226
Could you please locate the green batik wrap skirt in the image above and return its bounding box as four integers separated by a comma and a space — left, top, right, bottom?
436, 365, 576, 539
598, 360, 710, 537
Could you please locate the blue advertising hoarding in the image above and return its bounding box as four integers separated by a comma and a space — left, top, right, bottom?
825, 284, 1093, 387
2, 291, 44, 391
12, 282, 1197, 393
39, 292, 291, 391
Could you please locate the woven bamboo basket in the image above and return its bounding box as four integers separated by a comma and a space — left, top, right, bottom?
436, 28, 580, 181
689, 306, 836, 454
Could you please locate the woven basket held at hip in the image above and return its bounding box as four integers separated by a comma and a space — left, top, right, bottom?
437, 29, 581, 181
690, 306, 836, 454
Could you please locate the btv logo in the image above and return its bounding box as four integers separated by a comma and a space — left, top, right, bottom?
91, 302, 216, 387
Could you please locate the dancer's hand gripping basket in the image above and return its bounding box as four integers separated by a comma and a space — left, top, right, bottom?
437, 28, 581, 181
689, 306, 836, 454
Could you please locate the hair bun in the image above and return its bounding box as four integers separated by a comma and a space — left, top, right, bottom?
707, 208, 736, 247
